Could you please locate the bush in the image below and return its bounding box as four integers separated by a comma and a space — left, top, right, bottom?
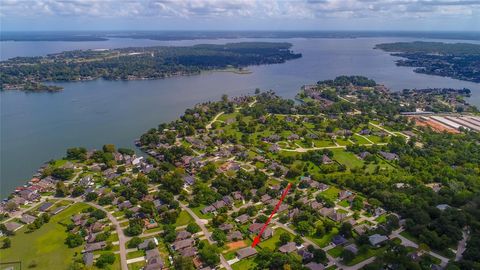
2, 238, 11, 248
65, 233, 83, 248
186, 222, 200, 234
95, 252, 115, 268
128, 237, 142, 248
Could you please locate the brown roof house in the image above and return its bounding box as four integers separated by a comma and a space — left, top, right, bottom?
236, 247, 258, 260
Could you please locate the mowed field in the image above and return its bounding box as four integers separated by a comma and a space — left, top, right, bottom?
0, 203, 90, 269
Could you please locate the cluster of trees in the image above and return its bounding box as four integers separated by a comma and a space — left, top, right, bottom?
26, 213, 50, 232
317, 75, 377, 87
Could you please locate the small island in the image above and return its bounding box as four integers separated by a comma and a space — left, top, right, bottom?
1, 76, 479, 270
375, 41, 480, 83
0, 42, 301, 92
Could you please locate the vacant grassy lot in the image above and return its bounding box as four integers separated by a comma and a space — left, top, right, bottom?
327, 245, 344, 258
175, 210, 193, 227
232, 257, 257, 270
308, 227, 339, 248
258, 228, 294, 250
320, 187, 340, 201
332, 149, 364, 169
0, 203, 89, 269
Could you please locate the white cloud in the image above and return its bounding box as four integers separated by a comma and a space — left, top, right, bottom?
1, 0, 478, 20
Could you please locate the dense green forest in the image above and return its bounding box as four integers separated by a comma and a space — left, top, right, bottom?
0, 42, 301, 91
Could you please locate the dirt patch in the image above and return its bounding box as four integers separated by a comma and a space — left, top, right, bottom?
226, 240, 247, 251
410, 117, 460, 134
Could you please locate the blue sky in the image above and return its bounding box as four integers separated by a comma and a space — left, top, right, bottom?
1, 0, 479, 31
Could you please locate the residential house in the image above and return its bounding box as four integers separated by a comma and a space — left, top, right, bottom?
201, 205, 216, 215
180, 247, 197, 257
319, 207, 334, 217
20, 214, 36, 224
262, 227, 273, 239
236, 247, 257, 260
248, 223, 263, 234
172, 238, 194, 251
144, 219, 159, 230
83, 252, 94, 267
344, 244, 358, 255
83, 241, 107, 253
436, 204, 450, 211
305, 262, 325, 270
212, 200, 226, 210
321, 155, 333, 165
9, 196, 26, 206
18, 189, 39, 201
232, 191, 243, 201
145, 249, 164, 270
222, 196, 233, 205
38, 202, 54, 212
358, 151, 370, 160
138, 238, 158, 250
176, 230, 192, 240
331, 235, 347, 246
279, 242, 297, 253
183, 175, 195, 186
379, 151, 399, 161
118, 201, 132, 210
278, 203, 289, 213
219, 223, 234, 232
338, 190, 353, 201
235, 214, 249, 224
329, 211, 347, 222
369, 234, 388, 246
227, 231, 243, 241
288, 208, 300, 219
353, 224, 371, 235
4, 222, 22, 233
260, 194, 272, 203
298, 249, 314, 261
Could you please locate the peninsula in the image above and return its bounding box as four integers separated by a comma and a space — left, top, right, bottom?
375, 41, 480, 83
0, 42, 301, 92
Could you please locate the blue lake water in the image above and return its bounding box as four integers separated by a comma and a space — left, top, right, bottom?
1, 37, 479, 197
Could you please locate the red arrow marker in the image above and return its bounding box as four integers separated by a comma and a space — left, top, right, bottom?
251, 182, 292, 248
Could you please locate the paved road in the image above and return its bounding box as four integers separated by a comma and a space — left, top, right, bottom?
206, 112, 225, 130
391, 229, 449, 267
180, 203, 233, 270
456, 230, 468, 261
88, 202, 129, 270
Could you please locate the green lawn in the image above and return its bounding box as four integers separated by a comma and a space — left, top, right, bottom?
338, 200, 350, 208
0, 203, 90, 269
127, 261, 146, 270
332, 149, 364, 169
335, 138, 352, 146
232, 257, 257, 270
126, 250, 145, 259
352, 134, 371, 145
258, 228, 294, 250
327, 246, 344, 258
346, 246, 386, 266
308, 227, 339, 248
190, 204, 213, 220
175, 210, 194, 227
374, 214, 388, 224
320, 187, 340, 201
